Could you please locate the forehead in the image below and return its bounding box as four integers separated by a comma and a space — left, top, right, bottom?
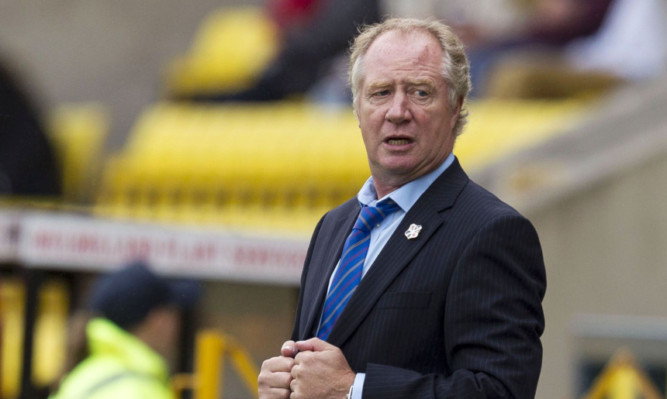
363, 29, 443, 83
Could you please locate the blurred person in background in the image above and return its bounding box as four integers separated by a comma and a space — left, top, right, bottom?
177, 0, 666, 105
420, 0, 615, 97
560, 0, 666, 83
266, 0, 320, 32
49, 262, 200, 399
458, 0, 666, 98
0, 55, 61, 197
177, 0, 381, 104
362, 0, 630, 101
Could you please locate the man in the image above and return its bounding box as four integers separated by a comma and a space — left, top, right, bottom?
50, 262, 199, 399
258, 17, 546, 399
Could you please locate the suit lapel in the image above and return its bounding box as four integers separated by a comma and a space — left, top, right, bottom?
325, 159, 469, 346
302, 200, 360, 338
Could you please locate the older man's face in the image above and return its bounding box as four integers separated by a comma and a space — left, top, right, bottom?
356, 30, 459, 196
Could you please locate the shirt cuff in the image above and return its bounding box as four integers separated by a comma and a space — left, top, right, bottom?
351, 373, 365, 399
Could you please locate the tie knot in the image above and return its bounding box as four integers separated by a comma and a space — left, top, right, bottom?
354, 200, 400, 233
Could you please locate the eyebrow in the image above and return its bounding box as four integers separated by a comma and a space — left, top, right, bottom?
407, 78, 437, 88
366, 81, 391, 91
366, 78, 437, 91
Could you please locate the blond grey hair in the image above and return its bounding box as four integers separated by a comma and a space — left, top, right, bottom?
349, 18, 471, 136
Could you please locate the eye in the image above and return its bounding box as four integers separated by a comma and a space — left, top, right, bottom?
373, 89, 391, 97
413, 89, 429, 98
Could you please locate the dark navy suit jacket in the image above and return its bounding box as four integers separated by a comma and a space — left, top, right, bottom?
292, 159, 546, 398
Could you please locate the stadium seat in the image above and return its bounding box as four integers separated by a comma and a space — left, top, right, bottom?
164, 7, 279, 97
48, 103, 109, 202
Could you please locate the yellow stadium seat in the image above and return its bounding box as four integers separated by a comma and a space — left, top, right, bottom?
165, 7, 279, 96
49, 103, 109, 202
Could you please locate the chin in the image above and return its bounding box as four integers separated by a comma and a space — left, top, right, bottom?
384, 161, 419, 175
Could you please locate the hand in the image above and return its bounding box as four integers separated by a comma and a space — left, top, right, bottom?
289, 338, 355, 399
258, 340, 299, 399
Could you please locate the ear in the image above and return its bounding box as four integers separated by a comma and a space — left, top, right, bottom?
450, 97, 463, 131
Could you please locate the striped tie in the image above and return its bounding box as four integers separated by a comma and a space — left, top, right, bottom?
317, 200, 400, 340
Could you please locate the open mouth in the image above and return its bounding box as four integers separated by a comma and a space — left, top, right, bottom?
385, 138, 412, 145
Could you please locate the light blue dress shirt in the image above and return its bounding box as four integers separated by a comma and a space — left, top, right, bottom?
326, 153, 456, 399
358, 152, 456, 277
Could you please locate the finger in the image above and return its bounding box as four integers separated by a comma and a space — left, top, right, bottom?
293, 350, 316, 366
261, 356, 295, 373
259, 370, 293, 390
281, 340, 298, 357
290, 361, 305, 379
293, 351, 304, 365
289, 379, 300, 399
259, 387, 291, 399
295, 337, 332, 352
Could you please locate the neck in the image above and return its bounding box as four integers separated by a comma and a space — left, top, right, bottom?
373, 180, 402, 199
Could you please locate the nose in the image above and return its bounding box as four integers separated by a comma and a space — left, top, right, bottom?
385, 91, 411, 124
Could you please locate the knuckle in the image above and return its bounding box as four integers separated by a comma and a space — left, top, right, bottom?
262, 356, 278, 368
294, 351, 307, 363
280, 372, 292, 386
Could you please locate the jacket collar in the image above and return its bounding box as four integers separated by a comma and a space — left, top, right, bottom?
324, 158, 469, 345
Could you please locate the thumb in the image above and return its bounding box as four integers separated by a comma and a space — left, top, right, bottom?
295, 337, 334, 352
281, 340, 298, 357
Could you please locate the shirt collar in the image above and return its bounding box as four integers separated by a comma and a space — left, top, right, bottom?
357, 152, 456, 212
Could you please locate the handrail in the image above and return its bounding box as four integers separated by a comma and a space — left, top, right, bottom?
171, 329, 259, 399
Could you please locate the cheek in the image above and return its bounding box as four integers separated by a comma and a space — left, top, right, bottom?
358, 117, 382, 143
360, 131, 376, 157
359, 102, 386, 122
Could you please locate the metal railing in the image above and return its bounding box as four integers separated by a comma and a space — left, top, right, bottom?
172, 330, 259, 399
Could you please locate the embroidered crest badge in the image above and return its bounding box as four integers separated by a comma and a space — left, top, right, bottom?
404, 223, 422, 240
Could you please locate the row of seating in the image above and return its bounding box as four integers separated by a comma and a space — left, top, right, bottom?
92, 99, 589, 233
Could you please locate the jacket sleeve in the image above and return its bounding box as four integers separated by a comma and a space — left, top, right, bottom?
363, 214, 547, 399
